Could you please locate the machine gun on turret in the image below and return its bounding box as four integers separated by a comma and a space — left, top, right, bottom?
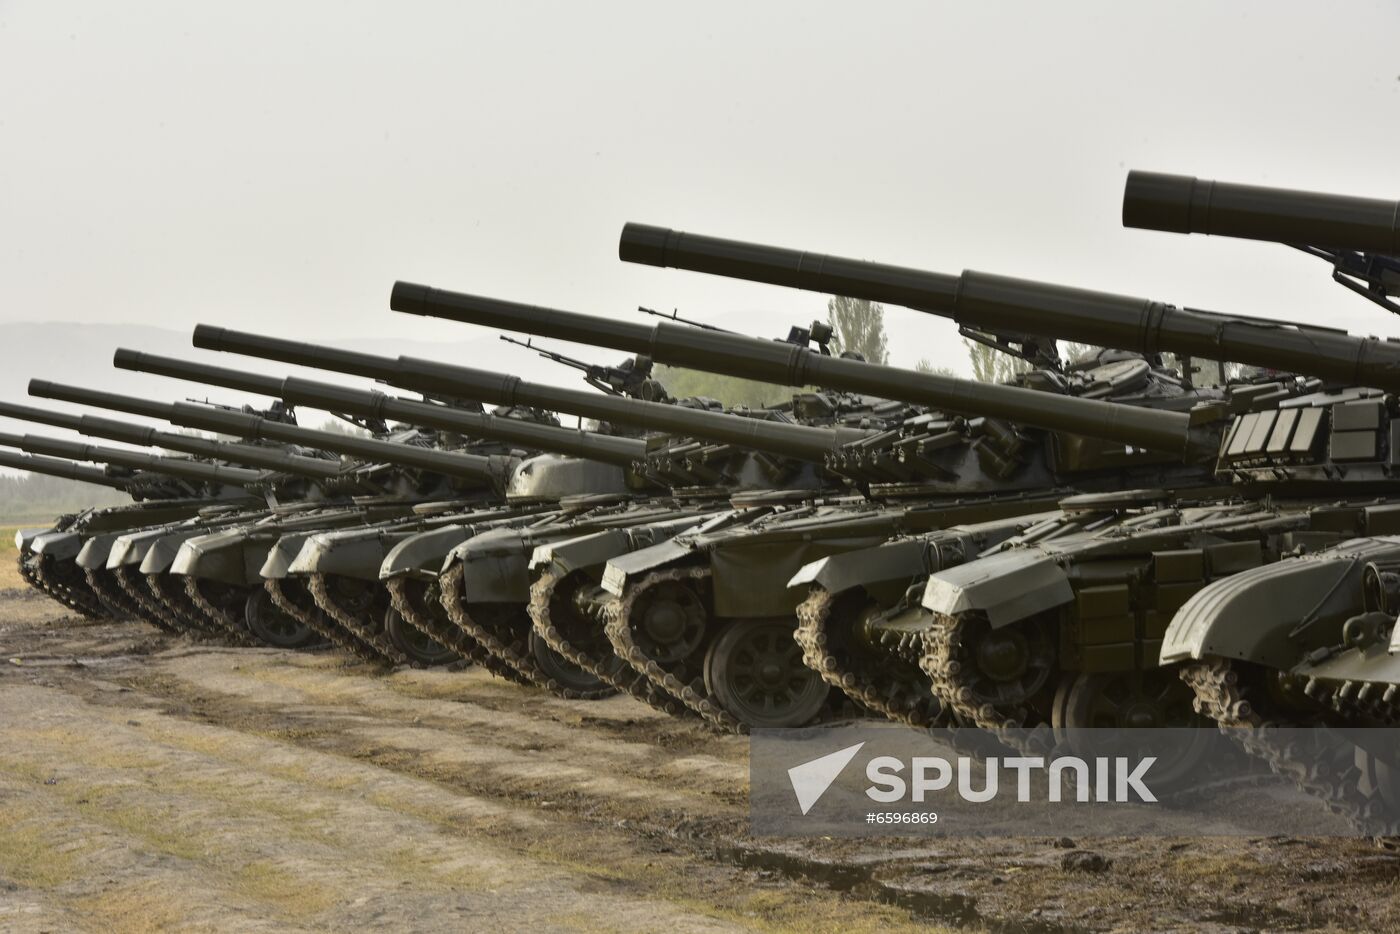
498, 334, 671, 401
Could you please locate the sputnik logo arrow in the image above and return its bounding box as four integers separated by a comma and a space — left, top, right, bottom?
787, 742, 865, 815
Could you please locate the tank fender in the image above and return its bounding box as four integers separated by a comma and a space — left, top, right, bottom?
788, 538, 931, 595
285, 530, 387, 581
378, 524, 474, 582
533, 528, 634, 576
15, 527, 48, 552
602, 536, 698, 596
261, 532, 315, 580
921, 551, 1073, 628
140, 530, 204, 575
32, 530, 82, 561
79, 531, 126, 570
1160, 538, 1400, 667
445, 527, 533, 602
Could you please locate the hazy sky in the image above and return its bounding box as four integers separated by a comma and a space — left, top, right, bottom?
3, 1, 1399, 391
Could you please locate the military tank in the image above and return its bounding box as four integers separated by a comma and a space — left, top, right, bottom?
3, 449, 214, 619
112, 333, 896, 695
393, 207, 1400, 739
178, 321, 1230, 725
1121, 172, 1400, 829
373, 281, 1278, 730
31, 370, 607, 661
0, 398, 350, 638
0, 428, 271, 627
589, 216, 1400, 754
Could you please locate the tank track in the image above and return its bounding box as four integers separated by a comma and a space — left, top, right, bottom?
32, 555, 107, 618
182, 578, 256, 647
794, 587, 946, 729
1182, 657, 1400, 836
528, 567, 686, 713
114, 566, 194, 636
603, 566, 747, 733
82, 567, 144, 622
307, 574, 408, 667
920, 610, 1059, 756
267, 577, 380, 660
17, 552, 41, 591
384, 577, 527, 682
439, 563, 613, 699
146, 573, 225, 639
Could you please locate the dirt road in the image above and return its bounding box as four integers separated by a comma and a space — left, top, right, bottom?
1, 589, 1397, 933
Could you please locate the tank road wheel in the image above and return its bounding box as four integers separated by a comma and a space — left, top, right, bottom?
631, 580, 708, 664
527, 630, 609, 694
385, 603, 459, 667
1053, 669, 1218, 791
704, 619, 830, 729
244, 587, 318, 649
960, 615, 1057, 713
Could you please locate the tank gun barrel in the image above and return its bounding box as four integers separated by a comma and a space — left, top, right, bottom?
1123, 171, 1400, 255
0, 430, 259, 486
189, 326, 865, 462
0, 449, 128, 489
614, 223, 1400, 392
0, 399, 342, 480
23, 382, 510, 484
105, 352, 648, 468
390, 282, 1201, 457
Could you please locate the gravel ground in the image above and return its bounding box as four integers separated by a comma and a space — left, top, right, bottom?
1, 588, 1397, 933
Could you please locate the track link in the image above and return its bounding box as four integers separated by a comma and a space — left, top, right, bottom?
82, 567, 143, 622
529, 567, 686, 713
308, 574, 407, 666
146, 572, 224, 638
182, 578, 257, 647
1182, 657, 1400, 836
439, 563, 613, 699
794, 587, 945, 729
603, 566, 745, 733
385, 577, 529, 682
267, 578, 381, 661
921, 610, 1059, 756
114, 566, 193, 636
32, 555, 107, 618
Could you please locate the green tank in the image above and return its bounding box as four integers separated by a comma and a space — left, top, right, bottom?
31, 373, 585, 660
112, 336, 883, 694
776, 171, 1400, 801
0, 397, 365, 641
374, 284, 1280, 730
3, 449, 225, 620
1125, 172, 1400, 829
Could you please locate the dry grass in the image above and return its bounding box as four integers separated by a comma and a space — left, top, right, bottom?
0, 523, 36, 589
231, 859, 337, 919
0, 810, 88, 888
